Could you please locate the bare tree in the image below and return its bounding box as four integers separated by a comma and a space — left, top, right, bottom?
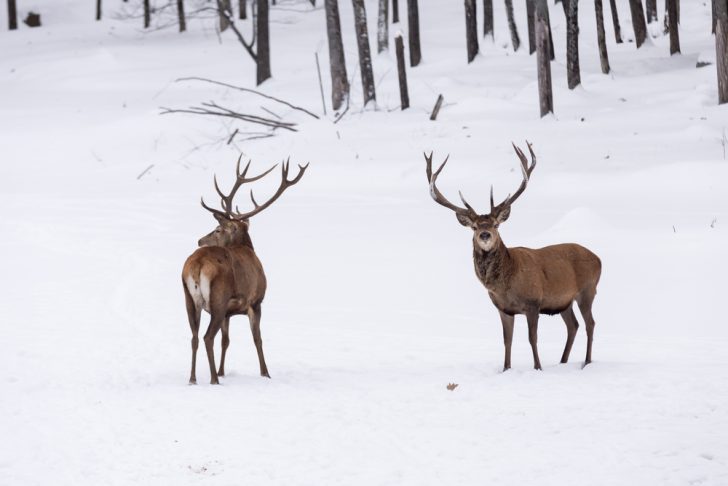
178, 0, 186, 32
392, 0, 399, 23
352, 0, 376, 104
239, 0, 247, 20
220, 0, 231, 32
378, 0, 389, 53
646, 0, 657, 23
8, 0, 18, 30
408, 0, 422, 66
666, 0, 680, 54
395, 34, 409, 109
325, 0, 349, 110
535, 0, 553, 116
566, 0, 580, 89
595, 0, 610, 73
608, 0, 623, 43
628, 0, 647, 48
504, 0, 520, 51
483, 0, 493, 39
96, 0, 102, 21
527, 0, 535, 54
465, 0, 479, 62
144, 0, 151, 28
717, 0, 728, 103
217, 0, 272, 85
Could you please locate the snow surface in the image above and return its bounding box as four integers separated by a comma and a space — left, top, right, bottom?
1, 0, 727, 484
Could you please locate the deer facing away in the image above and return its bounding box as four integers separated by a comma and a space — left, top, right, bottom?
425, 143, 601, 370
182, 157, 308, 384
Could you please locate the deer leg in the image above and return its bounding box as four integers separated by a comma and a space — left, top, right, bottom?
559, 306, 579, 364
217, 317, 231, 377
499, 310, 515, 371
577, 290, 597, 367
526, 311, 542, 370
184, 283, 201, 385
203, 314, 224, 385
247, 303, 270, 378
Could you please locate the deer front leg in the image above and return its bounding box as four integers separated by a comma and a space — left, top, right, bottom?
499, 310, 515, 371
203, 314, 224, 384
217, 317, 231, 377
526, 311, 542, 370
248, 303, 270, 378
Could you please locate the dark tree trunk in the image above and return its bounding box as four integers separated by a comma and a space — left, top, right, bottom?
257, 0, 271, 85
628, 0, 647, 48
717, 0, 728, 103
483, 0, 493, 39
667, 0, 680, 54
392, 0, 399, 23
504, 0, 520, 51
595, 0, 610, 73
378, 0, 389, 53
408, 0, 421, 66
395, 34, 409, 109
646, 0, 657, 23
144, 0, 151, 28
527, 0, 535, 54
8, 0, 18, 30
608, 0, 622, 43
239, 0, 247, 19
177, 0, 186, 32
714, 0, 718, 34
544, 1, 555, 59
325, 0, 349, 111
465, 0, 479, 62
535, 0, 553, 116
352, 0, 376, 104
220, 0, 231, 31
566, 0, 580, 89
96, 0, 102, 20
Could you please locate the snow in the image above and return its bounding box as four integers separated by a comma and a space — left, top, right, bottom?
1, 0, 727, 484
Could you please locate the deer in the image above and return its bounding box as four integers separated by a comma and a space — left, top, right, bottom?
424, 142, 601, 371
182, 157, 308, 384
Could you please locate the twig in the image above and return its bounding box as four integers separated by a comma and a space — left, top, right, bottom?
160, 106, 298, 131
227, 128, 239, 144
315, 52, 327, 116
260, 106, 281, 119
430, 94, 444, 121
137, 164, 154, 180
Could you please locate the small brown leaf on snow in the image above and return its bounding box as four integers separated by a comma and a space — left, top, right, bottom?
446, 383, 458, 391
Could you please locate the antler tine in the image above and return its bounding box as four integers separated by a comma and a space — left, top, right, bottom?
497, 141, 537, 210
232, 159, 309, 220
424, 152, 477, 216
200, 196, 227, 218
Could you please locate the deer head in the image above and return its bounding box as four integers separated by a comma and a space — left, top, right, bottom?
198, 155, 309, 248
424, 142, 537, 252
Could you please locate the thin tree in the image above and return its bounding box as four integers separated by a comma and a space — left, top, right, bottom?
465, 0, 479, 62
646, 0, 657, 23
666, 0, 679, 54
239, 0, 247, 20
220, 0, 231, 32
714, 0, 718, 34
566, 0, 580, 89
628, 0, 647, 48
144, 0, 151, 28
178, 0, 186, 32
717, 0, 728, 103
544, 2, 555, 60
535, 0, 553, 116
608, 0, 623, 43
393, 0, 399, 23
395, 34, 410, 109
257, 0, 271, 84
352, 0, 376, 104
483, 0, 493, 39
325, 0, 349, 110
408, 0, 422, 66
378, 0, 389, 53
96, 0, 102, 21
504, 0, 520, 51
8, 0, 17, 30
527, 0, 535, 54
595, 0, 610, 73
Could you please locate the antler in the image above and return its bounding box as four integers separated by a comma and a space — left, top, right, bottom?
424, 152, 478, 218
232, 158, 309, 220
490, 141, 537, 214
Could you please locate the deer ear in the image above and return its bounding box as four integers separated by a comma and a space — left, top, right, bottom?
213, 213, 228, 225
495, 206, 511, 225
456, 212, 475, 227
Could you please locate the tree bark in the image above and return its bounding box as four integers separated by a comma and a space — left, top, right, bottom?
465, 0, 479, 62
408, 0, 421, 66
220, 0, 231, 32
378, 0, 389, 53
566, 0, 580, 89
535, 0, 553, 116
544, 1, 555, 60
595, 0, 610, 73
714, 0, 718, 34
667, 0, 680, 54
395, 34, 409, 109
8, 0, 17, 30
177, 0, 186, 32
646, 0, 657, 23
483, 0, 493, 39
352, 0, 376, 104
96, 0, 102, 20
608, 0, 623, 43
393, 0, 399, 23
527, 0, 535, 54
239, 0, 247, 20
325, 0, 349, 111
504, 0, 520, 51
628, 0, 647, 48
717, 0, 728, 104
257, 0, 272, 85
144, 0, 151, 28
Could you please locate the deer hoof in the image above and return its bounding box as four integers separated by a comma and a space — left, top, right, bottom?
188, 378, 197, 385
217, 370, 225, 377
261, 372, 271, 379
502, 366, 511, 372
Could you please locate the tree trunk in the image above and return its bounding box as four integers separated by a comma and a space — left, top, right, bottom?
714, 0, 718, 34
378, 0, 389, 53
535, 0, 553, 116
595, 0, 610, 73
667, 0, 680, 54
96, 0, 102, 20
257, 0, 272, 85
408, 0, 421, 66
504, 0, 520, 51
8, 0, 17, 30
544, 1, 555, 59
352, 0, 376, 104
628, 0, 647, 48
325, 0, 349, 111
395, 34, 409, 109
527, 0, 535, 54
220, 0, 231, 31
608, 0, 623, 43
717, 0, 728, 104
177, 0, 186, 32
465, 0, 479, 62
483, 0, 493, 39
144, 0, 151, 28
393, 0, 399, 23
239, 0, 247, 20
566, 0, 580, 89
646, 0, 657, 23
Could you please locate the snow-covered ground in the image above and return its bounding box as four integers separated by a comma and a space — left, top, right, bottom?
1, 0, 727, 484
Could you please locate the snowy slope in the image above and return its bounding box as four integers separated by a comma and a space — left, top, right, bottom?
1, 0, 727, 484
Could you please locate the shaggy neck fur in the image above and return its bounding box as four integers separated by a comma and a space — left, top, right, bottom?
473, 239, 513, 291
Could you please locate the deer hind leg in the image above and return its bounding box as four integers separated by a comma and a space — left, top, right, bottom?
203, 313, 224, 385
559, 305, 579, 364
526, 311, 542, 370
247, 303, 270, 378
499, 310, 515, 371
217, 317, 231, 377
577, 289, 597, 367
184, 282, 202, 385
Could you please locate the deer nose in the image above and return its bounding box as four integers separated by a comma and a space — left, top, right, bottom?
479, 232, 491, 241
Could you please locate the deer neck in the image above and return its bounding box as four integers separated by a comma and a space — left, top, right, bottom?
473, 239, 513, 292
